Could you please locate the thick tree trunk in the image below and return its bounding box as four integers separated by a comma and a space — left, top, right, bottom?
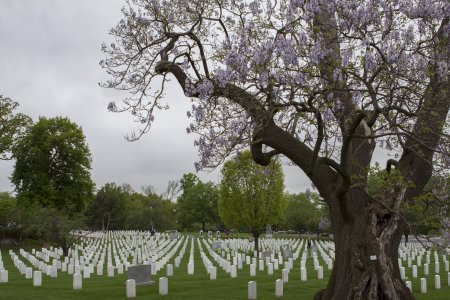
314, 191, 414, 300
253, 232, 259, 254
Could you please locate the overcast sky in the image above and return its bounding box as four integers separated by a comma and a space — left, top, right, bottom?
0, 0, 313, 195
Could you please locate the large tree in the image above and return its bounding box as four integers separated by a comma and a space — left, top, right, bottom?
219, 150, 286, 253
101, 1, 449, 298
11, 117, 94, 214
0, 95, 31, 160
85, 183, 127, 230
177, 173, 220, 231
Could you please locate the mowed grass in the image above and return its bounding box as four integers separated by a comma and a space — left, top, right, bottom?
0, 238, 448, 300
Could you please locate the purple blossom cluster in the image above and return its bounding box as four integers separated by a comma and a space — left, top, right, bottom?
196, 80, 214, 99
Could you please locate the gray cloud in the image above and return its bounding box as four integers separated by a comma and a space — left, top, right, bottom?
0, 0, 312, 195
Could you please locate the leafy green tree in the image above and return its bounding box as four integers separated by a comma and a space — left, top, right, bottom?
0, 192, 17, 238
126, 191, 176, 231
0, 95, 31, 160
85, 183, 127, 230
11, 117, 94, 214
219, 150, 286, 253
284, 192, 325, 235
177, 174, 220, 231
32, 206, 87, 257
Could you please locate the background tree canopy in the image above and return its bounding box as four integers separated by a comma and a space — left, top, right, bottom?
219, 150, 286, 252
177, 173, 220, 231
0, 95, 31, 161
11, 116, 94, 214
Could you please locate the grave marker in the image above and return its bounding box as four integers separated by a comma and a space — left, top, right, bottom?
127, 265, 154, 285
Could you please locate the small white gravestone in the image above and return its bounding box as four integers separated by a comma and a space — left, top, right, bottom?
209, 266, 217, 280
166, 264, 173, 277
187, 262, 194, 275
46, 265, 52, 276
159, 277, 168, 295
318, 266, 323, 279
400, 266, 406, 279
108, 265, 114, 277
51, 266, 57, 278
68, 264, 74, 275
282, 269, 288, 283
231, 265, 237, 278
275, 279, 283, 298
273, 260, 279, 270
412, 265, 417, 278
259, 259, 264, 271
267, 263, 273, 275
405, 281, 412, 292
248, 281, 257, 300
250, 264, 256, 276
118, 263, 124, 274
208, 231, 212, 238
435, 262, 440, 274
420, 278, 427, 293
435, 275, 441, 289
0, 270, 8, 283
73, 273, 82, 290
424, 264, 429, 275
97, 264, 103, 276
33, 271, 42, 287
126, 279, 136, 298
26, 267, 32, 279
300, 267, 307, 281
83, 267, 90, 278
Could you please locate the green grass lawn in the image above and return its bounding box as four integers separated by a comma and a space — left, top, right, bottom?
0, 237, 448, 299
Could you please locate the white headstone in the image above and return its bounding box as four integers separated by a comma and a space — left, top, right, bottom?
275, 279, 283, 298
412, 265, 417, 278
435, 275, 441, 289
108, 265, 114, 277
187, 262, 194, 275
51, 266, 57, 278
159, 277, 168, 295
126, 279, 136, 298
0, 270, 8, 283
250, 264, 256, 276
420, 278, 427, 293
318, 266, 323, 279
231, 265, 237, 278
209, 266, 217, 280
282, 269, 288, 283
26, 267, 32, 279
83, 267, 90, 278
73, 273, 82, 290
424, 263, 429, 275
33, 271, 42, 287
166, 264, 173, 277
435, 262, 440, 274
248, 281, 257, 300
97, 264, 103, 276
300, 267, 307, 281
405, 280, 412, 292
267, 263, 273, 275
